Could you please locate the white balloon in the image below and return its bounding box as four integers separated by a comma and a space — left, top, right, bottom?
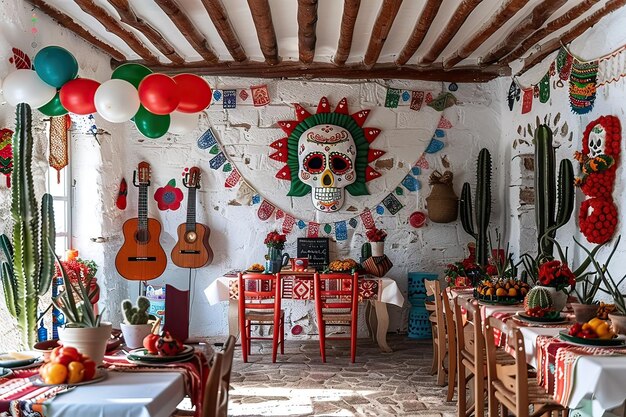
168, 111, 199, 134
94, 79, 140, 123
2, 69, 56, 108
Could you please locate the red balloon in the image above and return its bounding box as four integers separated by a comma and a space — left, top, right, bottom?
173, 74, 212, 113
138, 74, 180, 115
59, 78, 100, 115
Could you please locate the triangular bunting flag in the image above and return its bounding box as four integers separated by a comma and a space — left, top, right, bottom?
351, 110, 370, 127
335, 97, 349, 114
368, 148, 385, 162
364, 128, 381, 143
270, 149, 288, 162
317, 97, 330, 113
277, 121, 298, 136
437, 116, 453, 129
275, 209, 284, 220
270, 137, 287, 150
293, 103, 311, 121
365, 166, 382, 182
415, 154, 429, 169
275, 165, 291, 180
425, 138, 445, 154
224, 168, 241, 188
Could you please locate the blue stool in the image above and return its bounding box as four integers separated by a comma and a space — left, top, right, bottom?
407, 272, 438, 339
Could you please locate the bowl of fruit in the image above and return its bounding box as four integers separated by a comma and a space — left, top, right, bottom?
37, 346, 103, 386
560, 318, 625, 346
246, 263, 265, 273
327, 259, 359, 273
474, 278, 530, 304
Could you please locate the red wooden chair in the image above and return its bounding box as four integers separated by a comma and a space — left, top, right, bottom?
237, 272, 284, 363
314, 272, 359, 363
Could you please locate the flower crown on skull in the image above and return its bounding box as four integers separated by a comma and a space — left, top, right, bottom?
270, 97, 385, 213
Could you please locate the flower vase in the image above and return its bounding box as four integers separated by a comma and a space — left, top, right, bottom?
535, 286, 568, 312
371, 242, 384, 257
267, 247, 289, 273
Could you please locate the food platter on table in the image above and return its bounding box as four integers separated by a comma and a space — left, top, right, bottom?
0, 352, 42, 369
515, 311, 570, 324
558, 330, 626, 347
33, 368, 107, 387
326, 259, 359, 274
476, 297, 522, 306
126, 345, 194, 365
245, 264, 266, 274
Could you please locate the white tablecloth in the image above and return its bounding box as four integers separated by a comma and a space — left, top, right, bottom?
47, 372, 185, 417
204, 275, 404, 307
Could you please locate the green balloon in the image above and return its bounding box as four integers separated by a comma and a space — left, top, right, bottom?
134, 106, 169, 139
38, 91, 68, 116
112, 63, 153, 89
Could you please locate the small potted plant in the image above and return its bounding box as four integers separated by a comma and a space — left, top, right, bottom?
365, 227, 387, 257
53, 252, 111, 365
120, 296, 153, 348
264, 231, 289, 273
535, 260, 576, 313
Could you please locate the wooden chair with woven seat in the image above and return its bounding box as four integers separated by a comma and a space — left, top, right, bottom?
314, 272, 359, 363
484, 316, 568, 417
424, 279, 456, 401
238, 272, 284, 363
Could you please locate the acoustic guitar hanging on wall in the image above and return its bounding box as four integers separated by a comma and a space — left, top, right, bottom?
171, 167, 213, 268
115, 161, 167, 280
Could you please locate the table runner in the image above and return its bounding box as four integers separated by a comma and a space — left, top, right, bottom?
104, 350, 210, 417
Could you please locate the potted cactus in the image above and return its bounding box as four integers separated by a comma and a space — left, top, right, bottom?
120, 296, 153, 348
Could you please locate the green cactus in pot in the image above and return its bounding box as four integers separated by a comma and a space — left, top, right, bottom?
122, 296, 151, 325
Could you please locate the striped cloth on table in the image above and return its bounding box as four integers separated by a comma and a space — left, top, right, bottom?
0, 368, 68, 417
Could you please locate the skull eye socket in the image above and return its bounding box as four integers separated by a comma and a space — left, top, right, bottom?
303, 153, 325, 174
329, 152, 352, 175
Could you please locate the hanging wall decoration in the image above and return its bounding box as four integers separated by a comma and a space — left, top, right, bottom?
539, 73, 550, 103
427, 92, 457, 111
251, 84, 270, 107
48, 115, 71, 183
521, 88, 533, 114
116, 178, 128, 210
154, 179, 184, 211
271, 97, 384, 213
0, 129, 13, 187
574, 115, 621, 244
507, 81, 521, 111
569, 60, 598, 115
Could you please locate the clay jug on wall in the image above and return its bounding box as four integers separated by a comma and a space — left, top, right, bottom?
425, 170, 458, 223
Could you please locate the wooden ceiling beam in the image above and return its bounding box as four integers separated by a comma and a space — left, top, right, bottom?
395, 0, 443, 66
107, 0, 184, 64
480, 0, 568, 66
247, 0, 279, 65
501, 0, 600, 65
73, 0, 158, 62
200, 0, 247, 62
363, 0, 403, 68
521, 0, 626, 74
154, 0, 218, 63
112, 59, 508, 82
420, 0, 483, 65
334, 0, 361, 66
297, 0, 318, 64
24, 0, 126, 61
443, 0, 527, 69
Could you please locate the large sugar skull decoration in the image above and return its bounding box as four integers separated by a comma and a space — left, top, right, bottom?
270, 97, 385, 212
574, 115, 621, 244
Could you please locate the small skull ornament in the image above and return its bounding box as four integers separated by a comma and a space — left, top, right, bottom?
298, 124, 356, 212
588, 125, 606, 157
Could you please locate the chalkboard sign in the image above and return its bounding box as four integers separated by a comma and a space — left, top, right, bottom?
297, 238, 330, 270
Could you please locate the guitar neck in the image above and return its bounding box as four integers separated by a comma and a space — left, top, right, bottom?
186, 187, 197, 232
138, 184, 148, 230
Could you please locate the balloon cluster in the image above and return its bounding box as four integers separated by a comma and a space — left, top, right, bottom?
2, 46, 211, 139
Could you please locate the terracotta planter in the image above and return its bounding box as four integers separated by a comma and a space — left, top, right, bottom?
609, 313, 626, 335
120, 323, 152, 349
571, 303, 599, 323
58, 322, 112, 365
534, 286, 568, 312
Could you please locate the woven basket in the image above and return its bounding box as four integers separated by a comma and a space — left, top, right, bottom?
426, 170, 458, 223
362, 255, 393, 277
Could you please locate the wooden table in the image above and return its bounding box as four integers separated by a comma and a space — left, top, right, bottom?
205, 271, 405, 352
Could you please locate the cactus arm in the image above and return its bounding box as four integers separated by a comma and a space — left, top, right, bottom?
0, 234, 17, 318
38, 194, 56, 296
535, 125, 556, 256
554, 159, 574, 228
460, 183, 476, 238
361, 243, 372, 259
475, 149, 492, 266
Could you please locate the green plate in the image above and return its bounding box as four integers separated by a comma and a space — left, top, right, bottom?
558, 331, 626, 347
127, 345, 194, 363
516, 312, 569, 324
476, 297, 522, 306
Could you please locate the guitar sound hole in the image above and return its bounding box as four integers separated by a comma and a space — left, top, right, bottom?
185, 231, 198, 243
135, 230, 150, 244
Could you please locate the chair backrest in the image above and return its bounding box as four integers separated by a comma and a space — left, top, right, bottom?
453, 296, 484, 377
216, 335, 236, 417
441, 286, 456, 354
202, 351, 223, 417
424, 279, 445, 334
314, 273, 358, 314
484, 316, 529, 417
237, 272, 282, 312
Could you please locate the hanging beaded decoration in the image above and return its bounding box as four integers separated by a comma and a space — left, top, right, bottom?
0, 129, 13, 187
49, 115, 70, 183
569, 59, 599, 115
556, 48, 573, 87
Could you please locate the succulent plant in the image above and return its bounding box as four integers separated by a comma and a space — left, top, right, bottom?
460, 148, 492, 266
524, 287, 553, 310
122, 296, 151, 325
0, 104, 56, 348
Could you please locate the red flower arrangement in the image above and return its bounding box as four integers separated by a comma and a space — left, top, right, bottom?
537, 260, 576, 291
264, 231, 287, 250
366, 228, 387, 242
55, 251, 100, 304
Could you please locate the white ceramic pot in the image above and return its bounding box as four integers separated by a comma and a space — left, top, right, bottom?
371, 241, 385, 257
535, 286, 568, 312
120, 323, 152, 349
609, 313, 626, 335
58, 322, 112, 365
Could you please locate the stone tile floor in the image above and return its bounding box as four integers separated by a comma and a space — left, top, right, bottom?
224, 335, 456, 417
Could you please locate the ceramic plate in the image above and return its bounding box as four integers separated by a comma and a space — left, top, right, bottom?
33, 369, 107, 387
126, 355, 194, 366
476, 298, 522, 306
558, 331, 626, 347
9, 357, 44, 370
127, 345, 194, 363
0, 368, 13, 378
516, 312, 570, 324
0, 352, 40, 368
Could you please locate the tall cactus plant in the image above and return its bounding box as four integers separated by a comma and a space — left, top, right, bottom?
460, 148, 492, 266
0, 103, 56, 348
534, 125, 574, 259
